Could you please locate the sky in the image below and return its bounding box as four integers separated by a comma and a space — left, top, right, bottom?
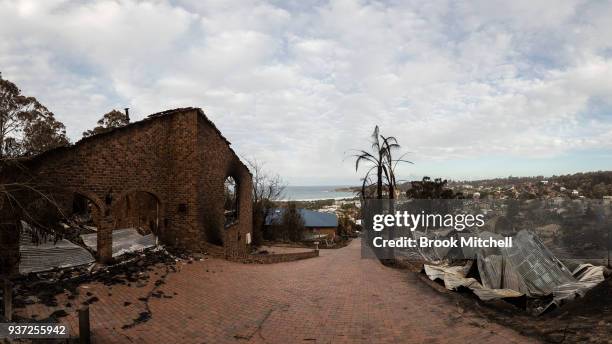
1, 0, 612, 185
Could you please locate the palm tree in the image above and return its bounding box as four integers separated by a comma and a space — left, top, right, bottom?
352, 126, 412, 199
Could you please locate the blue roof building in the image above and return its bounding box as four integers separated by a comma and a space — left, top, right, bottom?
265, 208, 339, 241
265, 208, 338, 228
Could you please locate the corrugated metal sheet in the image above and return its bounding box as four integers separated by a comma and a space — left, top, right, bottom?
421, 229, 605, 313
423, 261, 523, 301
476, 254, 503, 289
81, 228, 156, 257
553, 264, 606, 304
503, 253, 529, 294
19, 222, 95, 275
502, 230, 575, 297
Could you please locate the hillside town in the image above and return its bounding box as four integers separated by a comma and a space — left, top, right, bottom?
2, 1, 612, 343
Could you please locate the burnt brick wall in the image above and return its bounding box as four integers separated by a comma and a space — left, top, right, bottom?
196, 115, 252, 257
112, 192, 159, 234
5, 108, 252, 262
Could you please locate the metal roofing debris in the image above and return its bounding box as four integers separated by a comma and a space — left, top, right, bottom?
421, 229, 606, 314
19, 221, 95, 275
424, 262, 523, 301
80, 228, 156, 258
503, 230, 575, 297
553, 263, 606, 304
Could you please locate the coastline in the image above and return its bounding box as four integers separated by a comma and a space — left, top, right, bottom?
278, 196, 358, 202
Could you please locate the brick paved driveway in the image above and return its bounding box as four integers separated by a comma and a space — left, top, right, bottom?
17, 239, 536, 343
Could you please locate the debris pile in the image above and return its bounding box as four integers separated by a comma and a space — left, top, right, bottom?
9, 245, 206, 326
19, 221, 95, 274
80, 228, 157, 257
17, 221, 157, 275
417, 230, 607, 315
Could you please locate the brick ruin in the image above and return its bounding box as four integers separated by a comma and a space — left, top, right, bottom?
1, 107, 253, 266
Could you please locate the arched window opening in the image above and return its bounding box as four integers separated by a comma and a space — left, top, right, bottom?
224, 176, 238, 227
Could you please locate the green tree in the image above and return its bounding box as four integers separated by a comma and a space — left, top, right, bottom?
281, 202, 305, 242
0, 74, 69, 157
82, 109, 129, 137
337, 211, 355, 237
592, 182, 608, 199
406, 177, 458, 199
21, 114, 69, 156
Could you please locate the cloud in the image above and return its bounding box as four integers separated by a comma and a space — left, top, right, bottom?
1, 0, 612, 183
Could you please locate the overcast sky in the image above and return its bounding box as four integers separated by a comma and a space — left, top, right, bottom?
2, 0, 612, 185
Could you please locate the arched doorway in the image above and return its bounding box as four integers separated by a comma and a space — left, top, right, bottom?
67, 191, 106, 261
71, 192, 101, 230
112, 191, 161, 237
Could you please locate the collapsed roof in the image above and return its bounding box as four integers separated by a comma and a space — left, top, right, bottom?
18, 222, 156, 275
419, 230, 606, 315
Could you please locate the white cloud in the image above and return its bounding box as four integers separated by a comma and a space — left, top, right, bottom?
1, 0, 612, 183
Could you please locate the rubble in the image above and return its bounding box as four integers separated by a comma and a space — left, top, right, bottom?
81, 228, 157, 258
9, 245, 196, 319
16, 222, 158, 275
419, 230, 607, 315
18, 221, 95, 274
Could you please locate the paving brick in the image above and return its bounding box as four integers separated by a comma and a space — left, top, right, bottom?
16, 239, 536, 343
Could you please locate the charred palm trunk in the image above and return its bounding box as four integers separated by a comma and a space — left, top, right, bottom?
387, 178, 396, 260
376, 165, 383, 199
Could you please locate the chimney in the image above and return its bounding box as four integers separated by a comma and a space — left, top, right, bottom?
124, 108, 130, 123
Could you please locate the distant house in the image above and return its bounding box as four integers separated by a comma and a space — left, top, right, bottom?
265, 208, 339, 241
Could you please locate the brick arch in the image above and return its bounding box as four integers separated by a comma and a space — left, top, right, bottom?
112, 188, 165, 237
7, 107, 253, 262
114, 188, 163, 209
69, 188, 105, 214
65, 188, 110, 262
223, 174, 239, 222
226, 158, 251, 207
204, 157, 249, 243
222, 158, 253, 255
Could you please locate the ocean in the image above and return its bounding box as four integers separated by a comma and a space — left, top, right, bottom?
281, 186, 357, 201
